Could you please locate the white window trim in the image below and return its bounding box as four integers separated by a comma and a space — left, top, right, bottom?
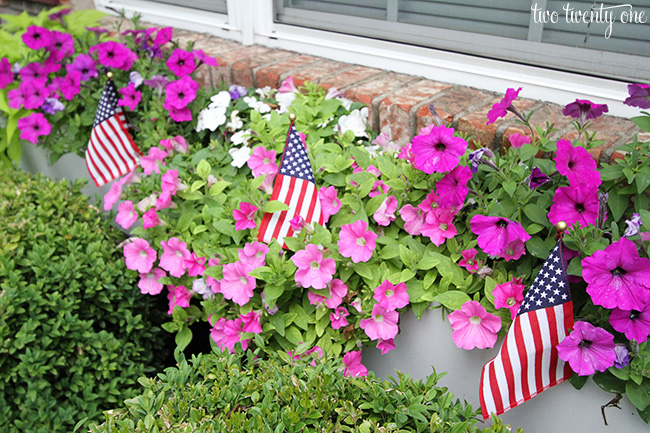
93, 0, 639, 119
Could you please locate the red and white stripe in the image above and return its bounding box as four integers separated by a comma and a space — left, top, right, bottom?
479, 301, 574, 418
85, 111, 140, 187
257, 174, 323, 246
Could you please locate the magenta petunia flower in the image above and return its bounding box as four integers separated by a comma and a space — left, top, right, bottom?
360, 304, 399, 341
22, 82, 49, 109
164, 75, 198, 110
373, 196, 398, 226
116, 200, 138, 229
193, 49, 218, 67
289, 215, 307, 232
547, 184, 599, 229
508, 132, 531, 149
342, 350, 368, 377
45, 30, 74, 61
418, 190, 441, 214
8, 86, 25, 110
138, 267, 166, 295
410, 125, 468, 174
377, 338, 396, 355
65, 54, 96, 82
142, 208, 161, 229
486, 87, 521, 124
624, 83, 650, 109
19, 62, 47, 84
399, 204, 426, 236
582, 238, 650, 311
123, 238, 156, 273
373, 280, 409, 311
458, 248, 480, 273
338, 220, 378, 263
167, 285, 192, 315
90, 41, 137, 70
291, 244, 336, 290
554, 139, 601, 187
238, 241, 269, 270
0, 57, 13, 89
501, 239, 527, 262
118, 83, 141, 111
247, 146, 278, 177
471, 215, 531, 258
167, 48, 196, 76
421, 209, 457, 247
232, 202, 258, 231
154, 27, 173, 46
160, 237, 191, 278
220, 261, 256, 306
17, 112, 51, 144
22, 25, 52, 50
59, 71, 81, 101
493, 277, 525, 319
140, 147, 168, 175
529, 166, 550, 189
436, 165, 472, 208
557, 321, 616, 376
330, 306, 349, 329
609, 302, 650, 343
86, 26, 109, 36
184, 253, 206, 277
164, 104, 193, 122
562, 99, 609, 125
448, 300, 502, 350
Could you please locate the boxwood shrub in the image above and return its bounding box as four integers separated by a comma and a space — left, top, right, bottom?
91, 344, 522, 433
0, 169, 170, 433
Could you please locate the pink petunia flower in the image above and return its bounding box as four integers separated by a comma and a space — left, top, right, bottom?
241, 311, 262, 333
436, 165, 472, 208
372, 132, 400, 153
376, 338, 396, 355
458, 248, 480, 273
155, 190, 173, 210
582, 238, 650, 311
291, 244, 336, 290
609, 302, 650, 343
470, 215, 531, 258
368, 180, 389, 198
562, 99, 608, 126
501, 239, 527, 262
493, 277, 525, 319
238, 241, 269, 269
123, 238, 156, 273
164, 75, 198, 110
161, 169, 183, 195
138, 268, 166, 295
159, 135, 188, 153
0, 57, 13, 89
142, 208, 161, 229
508, 132, 531, 149
66, 53, 97, 81
184, 252, 206, 277
289, 215, 307, 232
373, 196, 398, 226
232, 202, 258, 231
418, 190, 441, 214
373, 280, 409, 311
554, 140, 601, 187
309, 279, 348, 309
547, 184, 599, 229
116, 200, 138, 229
421, 209, 457, 247
141, 147, 168, 175
167, 285, 192, 315
319, 186, 341, 223
118, 83, 141, 111
160, 237, 191, 277
399, 204, 426, 236
557, 321, 616, 376
278, 76, 299, 93
220, 261, 256, 306
486, 87, 521, 124
330, 306, 349, 329
205, 258, 222, 293
342, 350, 368, 377
410, 125, 468, 174
448, 300, 502, 350
167, 48, 196, 76
247, 146, 278, 177
90, 41, 137, 70
103, 172, 134, 210
17, 112, 51, 144
22, 26, 52, 50
338, 220, 378, 263
360, 304, 399, 341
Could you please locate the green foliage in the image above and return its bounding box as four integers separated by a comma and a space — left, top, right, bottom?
0, 169, 170, 433
90, 348, 522, 433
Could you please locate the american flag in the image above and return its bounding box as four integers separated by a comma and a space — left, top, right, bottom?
85, 79, 141, 187
480, 241, 574, 418
257, 122, 323, 246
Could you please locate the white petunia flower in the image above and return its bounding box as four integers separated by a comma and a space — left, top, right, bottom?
196, 105, 227, 132
338, 97, 353, 110
209, 90, 232, 108
255, 86, 274, 99
231, 129, 252, 146
243, 96, 271, 113
192, 278, 214, 299
336, 107, 369, 138
229, 146, 252, 168
275, 92, 296, 113
226, 110, 243, 132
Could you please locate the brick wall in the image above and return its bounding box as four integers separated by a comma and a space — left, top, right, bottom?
102, 16, 645, 164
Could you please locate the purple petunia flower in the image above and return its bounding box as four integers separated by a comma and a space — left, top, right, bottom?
528, 167, 550, 189
66, 54, 97, 81
624, 83, 650, 109
22, 25, 52, 50
229, 84, 247, 100
562, 99, 608, 126
410, 124, 468, 174
609, 302, 650, 343
557, 321, 616, 376
486, 87, 522, 124
0, 57, 13, 89
547, 184, 599, 229
167, 48, 196, 77
624, 213, 643, 238
614, 344, 629, 369
85, 26, 109, 36
49, 8, 71, 22
41, 97, 65, 115
144, 75, 168, 98
468, 147, 495, 173
582, 238, 650, 311
17, 112, 51, 144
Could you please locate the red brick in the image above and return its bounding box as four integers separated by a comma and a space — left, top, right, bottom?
210, 45, 273, 86
255, 55, 321, 88
318, 66, 384, 91
378, 81, 452, 146
231, 50, 296, 88
560, 115, 636, 163
500, 102, 574, 152
288, 60, 350, 87
415, 87, 492, 133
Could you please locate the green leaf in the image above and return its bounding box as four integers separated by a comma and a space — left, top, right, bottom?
196, 159, 211, 179
593, 371, 626, 394
631, 115, 650, 133
432, 291, 471, 310
354, 263, 374, 281
568, 374, 588, 390
503, 181, 516, 198
567, 257, 582, 277
209, 180, 231, 196
399, 245, 414, 269
626, 380, 650, 411
264, 285, 285, 303
636, 170, 650, 195
175, 327, 192, 351
264, 200, 290, 213
608, 190, 628, 222
415, 253, 440, 270
484, 276, 497, 304
523, 203, 550, 226
526, 236, 550, 259
285, 326, 303, 346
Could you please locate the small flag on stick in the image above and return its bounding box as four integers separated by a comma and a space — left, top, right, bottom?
479, 239, 574, 418
85, 75, 141, 187
257, 120, 323, 246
